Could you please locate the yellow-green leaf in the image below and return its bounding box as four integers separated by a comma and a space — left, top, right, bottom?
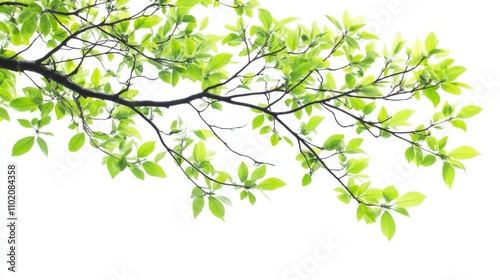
448, 146, 480, 160
134, 15, 163, 29
257, 177, 286, 191
68, 132, 85, 152
143, 161, 167, 178
381, 211, 396, 240
137, 141, 155, 158
396, 192, 426, 208
12, 136, 35, 156
206, 53, 232, 73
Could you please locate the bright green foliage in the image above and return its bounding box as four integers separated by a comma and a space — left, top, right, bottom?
68, 132, 85, 152
381, 211, 396, 240
0, 0, 480, 240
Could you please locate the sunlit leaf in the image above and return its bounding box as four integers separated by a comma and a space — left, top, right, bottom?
134, 15, 163, 29
396, 192, 426, 208
257, 178, 286, 191
143, 161, 167, 178
193, 197, 204, 219
68, 132, 85, 152
208, 196, 225, 221
448, 146, 480, 160
206, 53, 232, 72
381, 211, 396, 240
456, 105, 482, 119
12, 136, 35, 156
137, 141, 155, 158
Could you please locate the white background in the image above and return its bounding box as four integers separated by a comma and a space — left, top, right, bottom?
1, 0, 499, 279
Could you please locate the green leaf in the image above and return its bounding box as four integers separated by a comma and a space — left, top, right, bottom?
426, 136, 438, 151
240, 190, 248, 200
21, 16, 38, 40
17, 119, 32, 128
305, 116, 325, 131
192, 141, 206, 162
346, 158, 369, 174
325, 15, 342, 30
193, 129, 214, 140
422, 88, 440, 107
251, 164, 266, 182
12, 136, 35, 156
193, 197, 204, 219
393, 207, 410, 217
159, 70, 171, 83
337, 194, 351, 204
341, 11, 351, 29
143, 161, 167, 178
129, 165, 145, 180
286, 29, 299, 51
252, 115, 265, 129
0, 89, 14, 101
323, 134, 344, 151
447, 66, 467, 81
208, 196, 225, 221
9, 97, 37, 112
248, 192, 256, 205
441, 83, 461, 95
357, 204, 376, 223
217, 196, 232, 206
387, 109, 414, 126
345, 74, 356, 88
155, 151, 167, 163
405, 146, 415, 162
451, 119, 467, 131
258, 8, 273, 30
346, 138, 364, 153
137, 141, 155, 158
275, 17, 297, 30
68, 132, 85, 152
381, 211, 396, 240
238, 162, 248, 182
171, 39, 181, 58
191, 187, 205, 198
39, 13, 51, 36
107, 157, 121, 178
178, 0, 200, 7
91, 68, 100, 87
442, 162, 455, 188
448, 146, 480, 160
257, 177, 286, 191
38, 116, 51, 128
23, 87, 43, 104
37, 137, 48, 156
206, 53, 232, 72
116, 0, 129, 6
364, 188, 383, 203
396, 192, 426, 208
382, 186, 399, 202
422, 154, 436, 166
222, 33, 241, 45
134, 15, 163, 29
456, 105, 482, 119
302, 173, 312, 186
424, 32, 438, 52
0, 107, 10, 121
199, 17, 209, 31
377, 107, 388, 122
290, 61, 318, 81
